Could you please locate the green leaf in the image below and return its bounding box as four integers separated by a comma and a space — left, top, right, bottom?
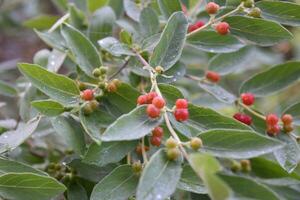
98, 37, 135, 56
283, 102, 300, 126
158, 83, 184, 107
240, 62, 300, 97
186, 30, 245, 53
177, 165, 207, 194
51, 116, 86, 156
189, 153, 231, 200
139, 7, 160, 38
90, 165, 139, 200
0, 173, 66, 200
256, 1, 300, 26
61, 23, 102, 76
69, 4, 87, 30
224, 16, 293, 46
0, 80, 18, 97
208, 46, 253, 75
67, 181, 88, 200
124, 0, 141, 22
274, 134, 300, 173
150, 12, 188, 70
23, 15, 59, 30
87, 0, 108, 12
198, 82, 236, 104
31, 100, 65, 116
219, 174, 280, 200
0, 158, 47, 176
83, 141, 138, 167
136, 149, 182, 200
18, 63, 80, 105
0, 116, 41, 154
88, 6, 116, 44
157, 0, 182, 19
35, 30, 66, 51
101, 106, 163, 141
199, 129, 284, 159
157, 62, 186, 83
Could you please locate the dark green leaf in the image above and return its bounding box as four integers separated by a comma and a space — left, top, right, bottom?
256, 1, 300, 26
157, 0, 182, 19
31, 99, 65, 116
124, 0, 141, 22
150, 12, 188, 70
224, 16, 293, 46
35, 30, 66, 51
240, 62, 300, 96
83, 141, 138, 167
90, 165, 139, 200
157, 62, 186, 83
51, 116, 86, 156
18, 63, 80, 105
199, 129, 283, 159
283, 102, 300, 126
186, 30, 245, 53
61, 23, 102, 76
0, 80, 18, 97
98, 37, 135, 56
88, 6, 116, 44
139, 7, 160, 38
136, 149, 182, 200
0, 173, 66, 200
101, 106, 163, 141
23, 15, 59, 30
69, 4, 87, 30
67, 181, 88, 200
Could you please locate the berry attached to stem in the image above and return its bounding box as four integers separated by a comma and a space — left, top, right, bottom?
206, 2, 219, 15
190, 137, 203, 150
175, 99, 188, 109
215, 22, 230, 35
240, 93, 255, 106
150, 136, 161, 147
152, 126, 163, 137
166, 148, 180, 161
81, 89, 94, 101
266, 114, 279, 126
152, 96, 166, 109
146, 104, 161, 118
165, 137, 177, 149
206, 71, 221, 83
188, 21, 205, 33
137, 95, 148, 105
233, 113, 252, 125
174, 108, 189, 122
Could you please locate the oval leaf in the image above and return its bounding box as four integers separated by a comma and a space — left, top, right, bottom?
240, 61, 300, 96
139, 7, 160, 38
136, 149, 182, 200
98, 37, 135, 57
18, 63, 80, 105
31, 99, 65, 116
0, 80, 18, 97
157, 0, 182, 19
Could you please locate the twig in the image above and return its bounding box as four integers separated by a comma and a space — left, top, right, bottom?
48, 13, 70, 33
108, 56, 130, 80
238, 101, 266, 120
141, 137, 148, 163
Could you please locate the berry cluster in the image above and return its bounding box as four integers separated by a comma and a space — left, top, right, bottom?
150, 126, 164, 147
233, 113, 252, 125
241, 93, 255, 106
282, 114, 294, 133
266, 114, 280, 136
46, 162, 76, 183
165, 137, 180, 160
174, 99, 189, 122
206, 71, 221, 83
80, 89, 100, 115
137, 92, 165, 118
188, 21, 205, 33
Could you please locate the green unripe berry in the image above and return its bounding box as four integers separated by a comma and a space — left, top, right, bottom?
231, 161, 241, 172
93, 68, 102, 77
248, 7, 261, 18
132, 161, 142, 174
243, 0, 254, 8
166, 148, 180, 161
78, 82, 86, 91
165, 137, 177, 149
99, 66, 108, 74
89, 100, 99, 110
190, 137, 202, 150
83, 104, 93, 115
98, 82, 107, 90
240, 159, 251, 172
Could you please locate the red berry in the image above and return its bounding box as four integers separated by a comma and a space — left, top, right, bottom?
215, 22, 230, 35
195, 21, 205, 28
136, 145, 149, 155
146, 104, 161, 118
233, 113, 252, 125
81, 89, 94, 101
152, 126, 163, 137
267, 124, 280, 136
150, 136, 161, 147
176, 99, 188, 109
206, 71, 220, 83
240, 93, 255, 106
152, 96, 166, 109
206, 2, 219, 14
281, 114, 293, 125
147, 92, 158, 104
188, 21, 205, 33
137, 95, 147, 105
266, 114, 279, 126
174, 109, 189, 122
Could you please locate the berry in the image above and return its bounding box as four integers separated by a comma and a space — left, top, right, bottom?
284, 124, 294, 133
206, 2, 219, 15
146, 104, 161, 118
267, 124, 280, 136
81, 89, 94, 101
150, 136, 161, 147
243, 0, 254, 8
190, 137, 203, 150
92, 68, 101, 77
132, 161, 142, 174
215, 22, 230, 35
188, 21, 205, 33
281, 114, 293, 125
107, 82, 117, 93
152, 126, 163, 137
174, 109, 189, 122
152, 96, 166, 109
231, 161, 241, 172
135, 145, 149, 155
233, 113, 252, 125
99, 66, 108, 74
78, 82, 86, 91
147, 92, 158, 103
83, 104, 93, 115
175, 99, 188, 109
166, 148, 180, 160
248, 7, 261, 18
240, 93, 255, 106
266, 114, 279, 126
137, 95, 148, 105
112, 79, 121, 87
206, 71, 220, 83
165, 137, 177, 149
155, 66, 164, 74
240, 159, 251, 172
89, 100, 99, 110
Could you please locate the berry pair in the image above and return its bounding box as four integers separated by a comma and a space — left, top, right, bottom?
137, 92, 166, 118
282, 114, 293, 133
174, 99, 189, 122
206, 71, 220, 83
165, 137, 180, 160
233, 113, 252, 125
150, 126, 164, 147
266, 114, 280, 136
188, 21, 205, 33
